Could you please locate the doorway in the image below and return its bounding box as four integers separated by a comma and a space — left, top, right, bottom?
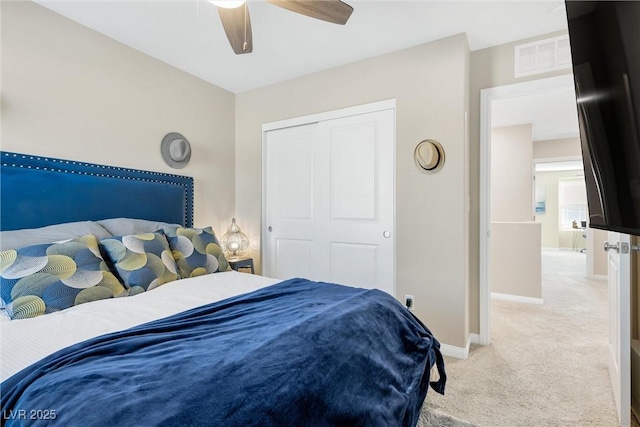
479, 73, 581, 343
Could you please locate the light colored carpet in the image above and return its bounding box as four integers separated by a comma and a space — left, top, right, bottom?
422, 249, 627, 426
418, 407, 477, 427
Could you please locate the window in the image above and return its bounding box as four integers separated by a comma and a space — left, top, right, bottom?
561, 204, 588, 229
558, 178, 588, 229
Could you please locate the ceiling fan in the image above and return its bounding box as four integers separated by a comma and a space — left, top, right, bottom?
210, 0, 354, 54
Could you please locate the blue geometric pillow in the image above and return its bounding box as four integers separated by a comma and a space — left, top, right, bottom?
100, 232, 179, 294
162, 225, 229, 278
0, 234, 127, 320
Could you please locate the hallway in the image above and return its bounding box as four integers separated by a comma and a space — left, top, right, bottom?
428, 249, 620, 426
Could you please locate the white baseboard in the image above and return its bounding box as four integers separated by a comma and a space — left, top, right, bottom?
439, 334, 483, 359
439, 333, 481, 359
469, 333, 481, 345
440, 343, 468, 359
491, 292, 543, 305
588, 274, 607, 281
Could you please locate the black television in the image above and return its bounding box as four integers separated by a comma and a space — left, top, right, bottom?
565, 0, 640, 236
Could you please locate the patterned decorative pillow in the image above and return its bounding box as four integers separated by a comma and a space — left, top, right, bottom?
100, 232, 179, 294
162, 225, 229, 278
0, 235, 127, 320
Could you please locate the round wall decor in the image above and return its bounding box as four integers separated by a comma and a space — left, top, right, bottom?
414, 139, 445, 174
161, 132, 191, 169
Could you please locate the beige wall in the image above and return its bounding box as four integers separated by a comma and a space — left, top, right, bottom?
491, 222, 542, 299
491, 125, 533, 222
490, 126, 541, 299
468, 30, 572, 333
533, 137, 581, 159
236, 35, 471, 348
591, 228, 608, 277
1, 1, 236, 232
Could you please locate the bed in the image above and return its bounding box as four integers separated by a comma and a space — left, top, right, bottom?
0, 151, 446, 426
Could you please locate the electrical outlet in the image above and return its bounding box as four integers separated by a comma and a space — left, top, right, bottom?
405, 295, 415, 311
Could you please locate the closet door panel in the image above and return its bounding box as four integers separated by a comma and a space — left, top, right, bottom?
271, 132, 314, 221
275, 238, 314, 281
330, 124, 376, 220
264, 124, 320, 280
322, 110, 395, 294
329, 242, 378, 288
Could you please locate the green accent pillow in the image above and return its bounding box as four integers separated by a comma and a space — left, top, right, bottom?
100, 232, 179, 294
163, 225, 229, 278
0, 235, 127, 320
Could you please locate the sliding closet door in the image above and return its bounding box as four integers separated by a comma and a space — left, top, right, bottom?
264, 108, 394, 295
264, 123, 322, 280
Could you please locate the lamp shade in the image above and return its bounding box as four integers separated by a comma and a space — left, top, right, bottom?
221, 218, 249, 257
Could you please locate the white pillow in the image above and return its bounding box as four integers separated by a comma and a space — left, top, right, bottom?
0, 221, 112, 251
96, 218, 179, 236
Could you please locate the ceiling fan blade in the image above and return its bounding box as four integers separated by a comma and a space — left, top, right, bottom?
217, 3, 253, 54
267, 0, 353, 25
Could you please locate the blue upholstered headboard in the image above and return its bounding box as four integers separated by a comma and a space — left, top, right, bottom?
0, 151, 194, 231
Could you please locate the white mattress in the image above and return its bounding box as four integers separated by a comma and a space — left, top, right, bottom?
0, 271, 280, 381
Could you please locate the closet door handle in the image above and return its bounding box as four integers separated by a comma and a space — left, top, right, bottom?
268, 226, 273, 232
383, 231, 391, 238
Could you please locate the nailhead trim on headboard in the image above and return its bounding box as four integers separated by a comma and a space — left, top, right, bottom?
1, 152, 194, 230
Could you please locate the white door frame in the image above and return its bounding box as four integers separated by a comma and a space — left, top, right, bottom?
606, 232, 632, 427
262, 99, 396, 133
479, 74, 576, 345
261, 98, 397, 287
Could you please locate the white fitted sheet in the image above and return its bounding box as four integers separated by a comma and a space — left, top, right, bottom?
0, 271, 280, 381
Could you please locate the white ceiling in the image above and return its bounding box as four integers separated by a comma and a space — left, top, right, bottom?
34, 0, 577, 141
491, 84, 580, 141
36, 0, 570, 94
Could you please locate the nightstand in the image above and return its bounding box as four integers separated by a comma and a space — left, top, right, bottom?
227, 256, 254, 274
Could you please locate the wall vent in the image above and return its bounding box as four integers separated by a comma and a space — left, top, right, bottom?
515, 35, 571, 78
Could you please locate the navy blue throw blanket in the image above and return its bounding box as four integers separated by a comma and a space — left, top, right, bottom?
2, 278, 446, 427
